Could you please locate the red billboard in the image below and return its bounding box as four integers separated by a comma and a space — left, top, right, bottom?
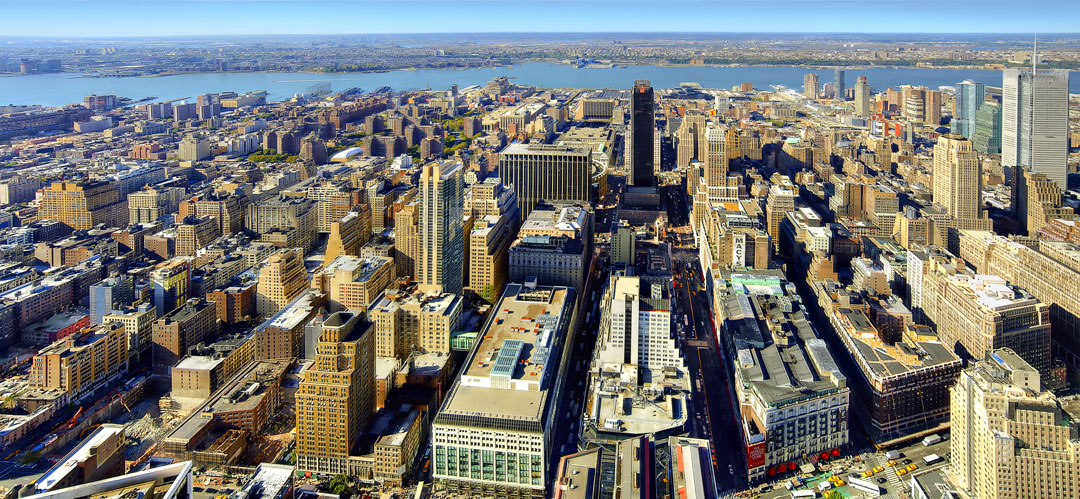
747, 441, 766, 470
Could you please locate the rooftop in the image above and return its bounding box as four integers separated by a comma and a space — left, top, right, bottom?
438, 283, 574, 425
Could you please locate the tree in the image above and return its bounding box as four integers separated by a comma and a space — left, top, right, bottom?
329, 474, 350, 496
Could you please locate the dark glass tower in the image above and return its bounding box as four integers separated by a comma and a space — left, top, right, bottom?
629, 80, 655, 187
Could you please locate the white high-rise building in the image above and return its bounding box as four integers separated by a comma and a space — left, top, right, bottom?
595, 274, 684, 372
418, 160, 465, 295
1002, 68, 1069, 189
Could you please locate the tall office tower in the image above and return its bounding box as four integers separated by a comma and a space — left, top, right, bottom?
854, 76, 871, 117
803, 73, 819, 99
925, 89, 943, 126
1002, 68, 1070, 189
949, 349, 1080, 499
833, 68, 846, 100
629, 80, 655, 187
89, 276, 134, 325
418, 161, 465, 295
955, 80, 986, 138
972, 101, 1003, 154
595, 275, 684, 371
498, 143, 591, 219
40, 180, 128, 231
932, 134, 982, 220
393, 201, 419, 279
676, 123, 696, 168
432, 283, 575, 496
296, 311, 375, 474
703, 124, 727, 187
256, 248, 307, 316
765, 185, 796, 251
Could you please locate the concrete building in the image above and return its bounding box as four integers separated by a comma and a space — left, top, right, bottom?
854, 76, 871, 117
368, 287, 463, 359
932, 134, 982, 221
922, 269, 1052, 380
716, 273, 850, 482
245, 196, 317, 253
175, 215, 221, 257
128, 185, 185, 224
418, 161, 465, 295
152, 298, 219, 374
498, 143, 592, 219
103, 304, 156, 367
468, 213, 514, 303
257, 248, 307, 316
296, 312, 376, 474
509, 202, 592, 295
810, 279, 962, 442
949, 349, 1080, 499
178, 135, 210, 162
325, 210, 370, 263
803, 73, 819, 99
30, 322, 128, 400
89, 276, 134, 325
432, 283, 576, 497
178, 195, 245, 235
151, 258, 192, 317
40, 180, 127, 231
34, 424, 125, 493
311, 255, 395, 313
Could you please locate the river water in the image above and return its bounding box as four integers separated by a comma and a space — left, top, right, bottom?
1, 62, 1076, 107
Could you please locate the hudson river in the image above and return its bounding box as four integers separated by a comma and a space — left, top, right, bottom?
2, 63, 1077, 107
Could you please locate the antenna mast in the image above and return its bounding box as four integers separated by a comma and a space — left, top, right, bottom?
1033, 34, 1037, 73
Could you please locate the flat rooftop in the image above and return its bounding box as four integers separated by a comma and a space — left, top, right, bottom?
836, 306, 960, 379
320, 255, 392, 282
36, 424, 125, 492
166, 359, 290, 443
438, 283, 574, 425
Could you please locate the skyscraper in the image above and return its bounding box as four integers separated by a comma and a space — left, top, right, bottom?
972, 101, 1002, 154
803, 73, 819, 99
854, 76, 871, 117
418, 160, 465, 295
932, 134, 982, 220
1002, 68, 1069, 188
497, 143, 591, 219
256, 248, 307, 316
955, 80, 986, 138
833, 68, 846, 100
296, 311, 375, 474
629, 80, 655, 187
949, 349, 1080, 499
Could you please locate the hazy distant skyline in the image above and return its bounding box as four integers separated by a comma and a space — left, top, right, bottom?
1, 0, 1077, 38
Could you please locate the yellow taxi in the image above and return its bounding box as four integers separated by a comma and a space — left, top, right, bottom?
887, 460, 897, 467
907, 463, 918, 471
897, 468, 908, 476
861, 470, 873, 478
873, 466, 884, 473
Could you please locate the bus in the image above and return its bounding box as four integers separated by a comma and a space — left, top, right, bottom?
846, 475, 881, 495
790, 491, 816, 498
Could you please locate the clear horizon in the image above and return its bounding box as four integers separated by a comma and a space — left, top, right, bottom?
1, 0, 1076, 37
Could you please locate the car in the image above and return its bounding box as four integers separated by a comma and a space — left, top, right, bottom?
887, 460, 896, 467
877, 477, 888, 484
907, 464, 918, 471
897, 469, 908, 476
903, 458, 913, 465
873, 466, 884, 473
861, 471, 873, 478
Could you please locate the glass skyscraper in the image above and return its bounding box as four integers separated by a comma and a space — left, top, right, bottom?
1002, 68, 1070, 188
629, 80, 655, 187
973, 101, 1002, 155
833, 68, 846, 100
955, 80, 985, 138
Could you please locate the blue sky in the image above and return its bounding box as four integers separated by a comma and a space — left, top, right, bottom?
0, 0, 1075, 37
